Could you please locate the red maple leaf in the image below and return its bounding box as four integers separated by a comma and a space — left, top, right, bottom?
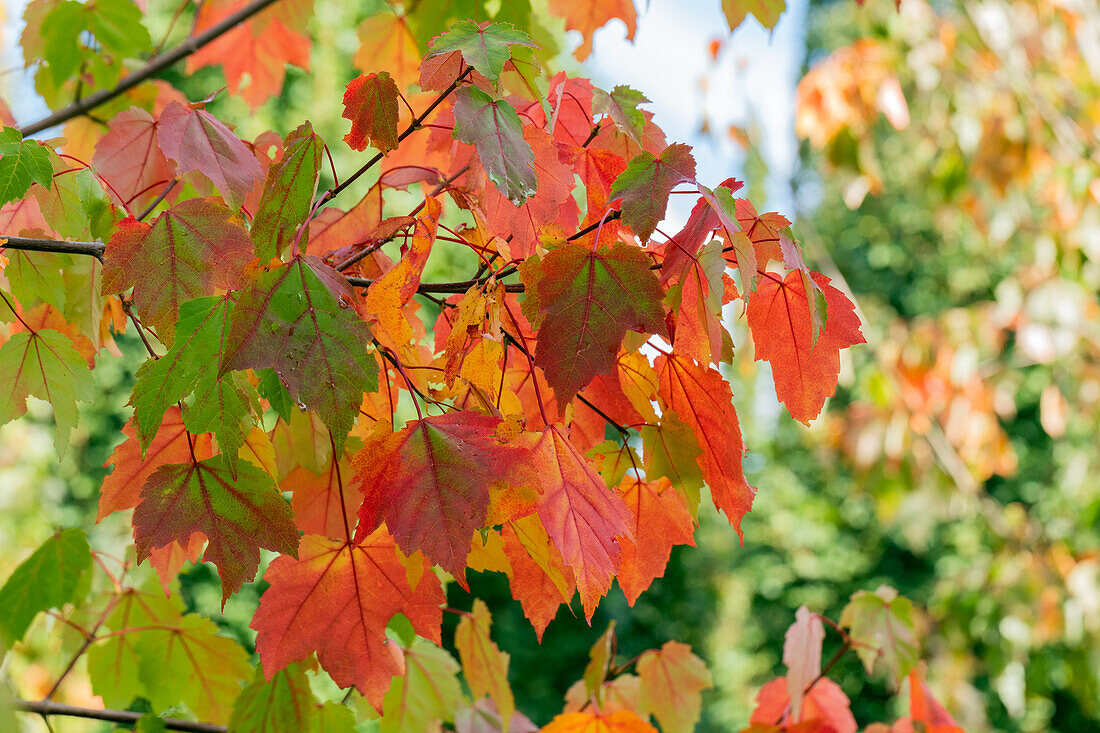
747, 271, 865, 424
186, 0, 310, 110
251, 529, 444, 709
522, 242, 666, 405
352, 411, 523, 584
513, 425, 632, 619
613, 477, 695, 606
656, 353, 755, 536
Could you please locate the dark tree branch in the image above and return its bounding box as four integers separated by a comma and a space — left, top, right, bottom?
17, 0, 284, 137
346, 275, 525, 294
1, 236, 105, 259
13, 699, 227, 733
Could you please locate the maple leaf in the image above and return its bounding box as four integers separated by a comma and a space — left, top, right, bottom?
251, 530, 445, 710
354, 13, 421, 89
157, 101, 263, 208
666, 239, 728, 366
546, 0, 638, 61
0, 318, 89, 456
353, 411, 521, 582
230, 662, 317, 733
424, 20, 536, 86
130, 295, 251, 455
639, 411, 704, 512
219, 255, 378, 452
895, 666, 964, 733
452, 86, 537, 205
749, 677, 856, 733
747, 270, 865, 424
455, 599, 515, 724
542, 710, 657, 733
637, 641, 712, 733
698, 183, 758, 291
362, 196, 439, 353
501, 515, 575, 641
839, 585, 919, 686
343, 72, 400, 153
514, 425, 632, 619
284, 449, 360, 540
593, 85, 649, 145
480, 125, 576, 258
574, 146, 628, 240
723, 0, 787, 31
101, 198, 252, 342
608, 144, 697, 242
252, 122, 323, 262
91, 108, 174, 211
0, 126, 52, 207
133, 454, 299, 601
86, 587, 251, 724
656, 354, 755, 535
522, 242, 665, 405
99, 407, 213, 520
187, 0, 310, 110
381, 638, 463, 733
0, 529, 91, 645
613, 477, 695, 606
783, 606, 825, 723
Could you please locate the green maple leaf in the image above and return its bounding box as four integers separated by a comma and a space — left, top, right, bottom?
252, 122, 323, 262
133, 455, 299, 601
840, 585, 920, 687
87, 587, 251, 723
452, 86, 537, 205
0, 528, 91, 645
0, 324, 89, 456
609, 143, 697, 242
425, 20, 536, 85
130, 295, 256, 473
219, 256, 378, 452
522, 242, 666, 404
593, 85, 650, 144
0, 127, 52, 207
381, 638, 463, 733
230, 662, 317, 733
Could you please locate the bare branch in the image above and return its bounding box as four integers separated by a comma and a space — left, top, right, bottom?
18, 0, 285, 137
1, 236, 105, 259
13, 698, 227, 733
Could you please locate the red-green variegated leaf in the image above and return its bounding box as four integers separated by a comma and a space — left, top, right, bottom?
342, 72, 400, 153
452, 86, 536, 205
101, 198, 252, 343
522, 242, 665, 405
608, 143, 696, 242
133, 454, 298, 601
219, 256, 378, 452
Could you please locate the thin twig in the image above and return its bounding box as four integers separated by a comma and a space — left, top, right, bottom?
13, 699, 227, 733
18, 0, 285, 137
136, 178, 179, 221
